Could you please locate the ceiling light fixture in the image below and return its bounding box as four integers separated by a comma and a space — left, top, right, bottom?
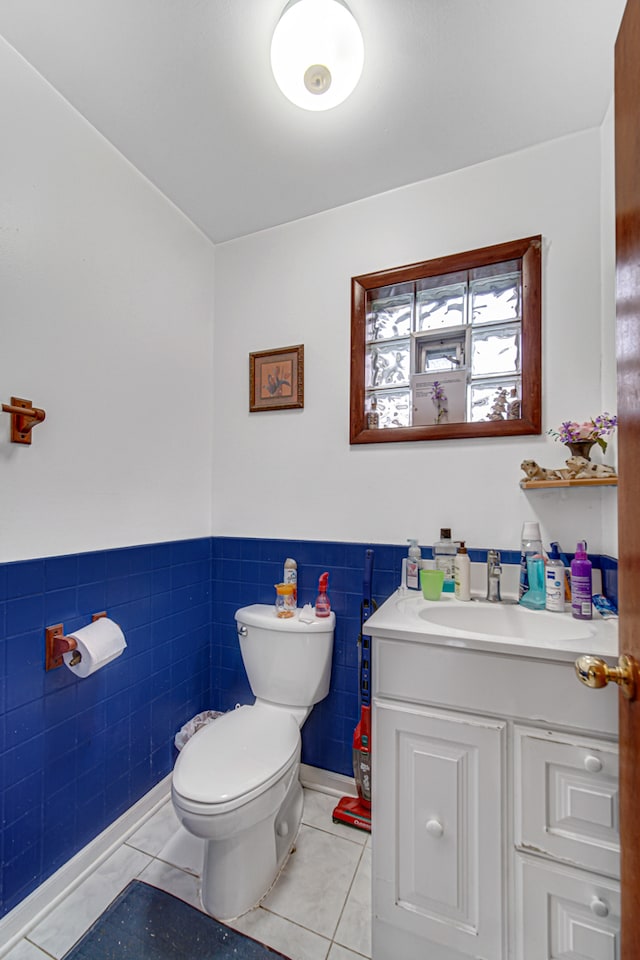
271, 0, 364, 111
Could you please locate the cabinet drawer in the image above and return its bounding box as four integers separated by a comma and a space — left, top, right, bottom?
515, 853, 619, 960
514, 726, 619, 878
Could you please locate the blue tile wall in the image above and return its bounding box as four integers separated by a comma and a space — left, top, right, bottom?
0, 538, 212, 917
0, 535, 618, 918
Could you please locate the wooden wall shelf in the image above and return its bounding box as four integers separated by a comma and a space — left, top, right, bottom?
520, 477, 618, 490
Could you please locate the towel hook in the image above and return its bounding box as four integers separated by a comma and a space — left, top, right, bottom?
2, 397, 46, 444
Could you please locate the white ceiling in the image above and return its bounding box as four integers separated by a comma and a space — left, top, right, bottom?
0, 0, 626, 243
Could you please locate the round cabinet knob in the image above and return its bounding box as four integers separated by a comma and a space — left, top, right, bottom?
584, 754, 603, 773
590, 896, 609, 918
425, 818, 444, 838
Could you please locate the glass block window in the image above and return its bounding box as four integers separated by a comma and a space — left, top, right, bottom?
363, 257, 525, 427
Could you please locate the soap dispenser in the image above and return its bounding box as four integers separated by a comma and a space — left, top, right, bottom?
405, 539, 421, 591
545, 542, 565, 612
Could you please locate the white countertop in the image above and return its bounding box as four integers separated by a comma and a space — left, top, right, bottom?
366, 589, 619, 662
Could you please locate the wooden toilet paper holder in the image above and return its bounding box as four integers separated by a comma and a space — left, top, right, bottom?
45, 612, 106, 671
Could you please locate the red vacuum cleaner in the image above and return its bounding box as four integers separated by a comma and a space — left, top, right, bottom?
332, 549, 374, 833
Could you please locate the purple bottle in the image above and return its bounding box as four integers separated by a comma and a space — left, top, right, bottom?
570, 541, 593, 620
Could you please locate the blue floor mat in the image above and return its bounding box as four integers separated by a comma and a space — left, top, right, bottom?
62, 880, 292, 960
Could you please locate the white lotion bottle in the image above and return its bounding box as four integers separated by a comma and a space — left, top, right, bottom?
454, 541, 471, 601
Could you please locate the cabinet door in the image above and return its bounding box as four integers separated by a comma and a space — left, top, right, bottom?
516, 853, 620, 960
374, 701, 506, 959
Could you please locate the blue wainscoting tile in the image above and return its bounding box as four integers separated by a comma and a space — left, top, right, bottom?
106, 547, 135, 580
171, 538, 211, 565
77, 551, 107, 585
5, 630, 46, 710
171, 559, 210, 589
6, 595, 45, 637
6, 560, 45, 600
45, 587, 79, 624
45, 555, 79, 592
151, 542, 174, 569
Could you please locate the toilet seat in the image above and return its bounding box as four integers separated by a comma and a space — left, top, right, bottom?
173, 704, 300, 809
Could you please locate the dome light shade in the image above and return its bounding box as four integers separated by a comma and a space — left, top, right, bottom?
271, 0, 364, 111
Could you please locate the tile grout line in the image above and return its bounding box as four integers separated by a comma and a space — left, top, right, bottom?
328, 836, 369, 946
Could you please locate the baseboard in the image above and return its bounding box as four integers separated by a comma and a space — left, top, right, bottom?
0, 774, 172, 957
299, 763, 357, 798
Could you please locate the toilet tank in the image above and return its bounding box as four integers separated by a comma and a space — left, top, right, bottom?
235, 604, 335, 707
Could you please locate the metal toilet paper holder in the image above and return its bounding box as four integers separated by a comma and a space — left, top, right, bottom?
45, 612, 106, 671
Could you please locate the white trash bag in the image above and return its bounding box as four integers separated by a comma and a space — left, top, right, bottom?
174, 710, 224, 751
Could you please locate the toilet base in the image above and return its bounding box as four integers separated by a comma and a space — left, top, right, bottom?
200, 768, 304, 921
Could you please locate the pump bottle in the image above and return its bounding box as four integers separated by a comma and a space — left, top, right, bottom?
315, 572, 331, 617
545, 542, 565, 612
405, 539, 421, 591
454, 542, 471, 601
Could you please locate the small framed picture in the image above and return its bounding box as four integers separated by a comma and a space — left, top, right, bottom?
249, 344, 304, 412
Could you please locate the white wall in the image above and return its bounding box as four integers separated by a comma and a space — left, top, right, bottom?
0, 38, 216, 563
213, 128, 618, 556
1, 31, 617, 563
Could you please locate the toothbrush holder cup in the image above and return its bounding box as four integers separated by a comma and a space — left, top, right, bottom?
421, 568, 445, 601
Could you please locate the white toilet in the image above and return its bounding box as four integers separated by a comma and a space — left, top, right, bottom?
171, 603, 335, 921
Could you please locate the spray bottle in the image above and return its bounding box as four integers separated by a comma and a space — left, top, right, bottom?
315, 572, 331, 617
284, 557, 297, 605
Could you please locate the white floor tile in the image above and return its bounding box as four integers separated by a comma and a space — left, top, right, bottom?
5, 786, 373, 960
155, 824, 204, 876
334, 847, 371, 957
230, 907, 331, 960
2, 941, 51, 960
137, 859, 203, 913
125, 798, 180, 857
27, 844, 152, 959
262, 824, 362, 939
302, 790, 370, 846
327, 944, 368, 960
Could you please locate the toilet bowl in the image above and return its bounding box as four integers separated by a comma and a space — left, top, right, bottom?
171, 604, 335, 920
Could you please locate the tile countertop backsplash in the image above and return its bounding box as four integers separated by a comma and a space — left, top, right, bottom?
0, 536, 617, 917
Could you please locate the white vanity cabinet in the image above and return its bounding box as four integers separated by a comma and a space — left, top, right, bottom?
368, 594, 620, 960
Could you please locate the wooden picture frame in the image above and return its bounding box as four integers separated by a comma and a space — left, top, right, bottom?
249, 344, 304, 412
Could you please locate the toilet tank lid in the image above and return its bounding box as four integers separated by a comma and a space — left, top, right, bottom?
173, 705, 300, 805
235, 604, 335, 631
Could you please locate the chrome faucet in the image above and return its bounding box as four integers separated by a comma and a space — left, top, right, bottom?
486, 549, 502, 602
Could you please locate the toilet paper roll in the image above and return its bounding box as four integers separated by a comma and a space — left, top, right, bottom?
63, 617, 126, 678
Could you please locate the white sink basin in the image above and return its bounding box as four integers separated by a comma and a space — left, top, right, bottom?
416, 600, 594, 643
366, 590, 617, 661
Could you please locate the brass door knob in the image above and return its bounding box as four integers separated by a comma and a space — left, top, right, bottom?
575, 654, 636, 700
